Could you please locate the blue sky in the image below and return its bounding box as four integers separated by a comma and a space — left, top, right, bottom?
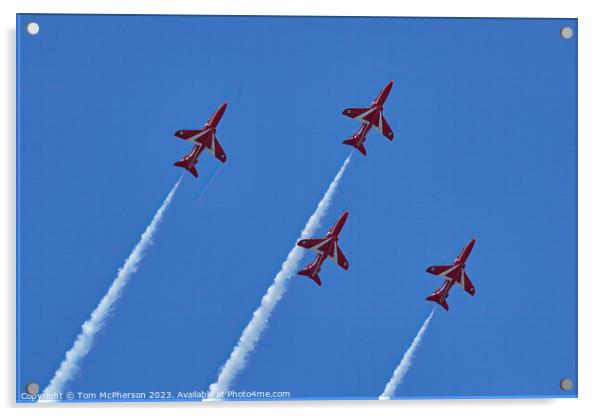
17, 15, 577, 401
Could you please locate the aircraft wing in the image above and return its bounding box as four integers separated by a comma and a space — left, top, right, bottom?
197, 132, 227, 163
176, 129, 211, 141
457, 269, 476, 296
375, 113, 394, 140
297, 238, 328, 252
426, 264, 457, 279
328, 243, 349, 270
342, 107, 370, 119
427, 264, 454, 275
342, 107, 379, 125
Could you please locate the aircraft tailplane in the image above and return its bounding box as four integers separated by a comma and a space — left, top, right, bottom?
174, 160, 198, 178
342, 137, 367, 156
297, 267, 322, 286
426, 291, 449, 311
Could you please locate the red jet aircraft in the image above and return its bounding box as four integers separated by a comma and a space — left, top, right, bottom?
425, 239, 476, 311
296, 211, 350, 286
342, 80, 394, 156
173, 102, 228, 177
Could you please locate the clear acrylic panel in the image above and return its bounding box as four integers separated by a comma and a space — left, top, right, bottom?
16, 14, 577, 403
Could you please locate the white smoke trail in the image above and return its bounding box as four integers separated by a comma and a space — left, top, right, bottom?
41, 177, 183, 398
379, 308, 436, 400
206, 153, 353, 399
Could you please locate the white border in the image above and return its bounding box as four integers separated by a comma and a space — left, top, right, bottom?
2, 1, 600, 415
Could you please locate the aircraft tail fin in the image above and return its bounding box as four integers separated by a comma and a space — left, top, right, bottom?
297, 267, 322, 286
342, 137, 367, 156
174, 161, 198, 178
426, 291, 449, 311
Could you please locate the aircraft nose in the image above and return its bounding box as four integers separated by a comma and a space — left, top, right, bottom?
338, 211, 349, 225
